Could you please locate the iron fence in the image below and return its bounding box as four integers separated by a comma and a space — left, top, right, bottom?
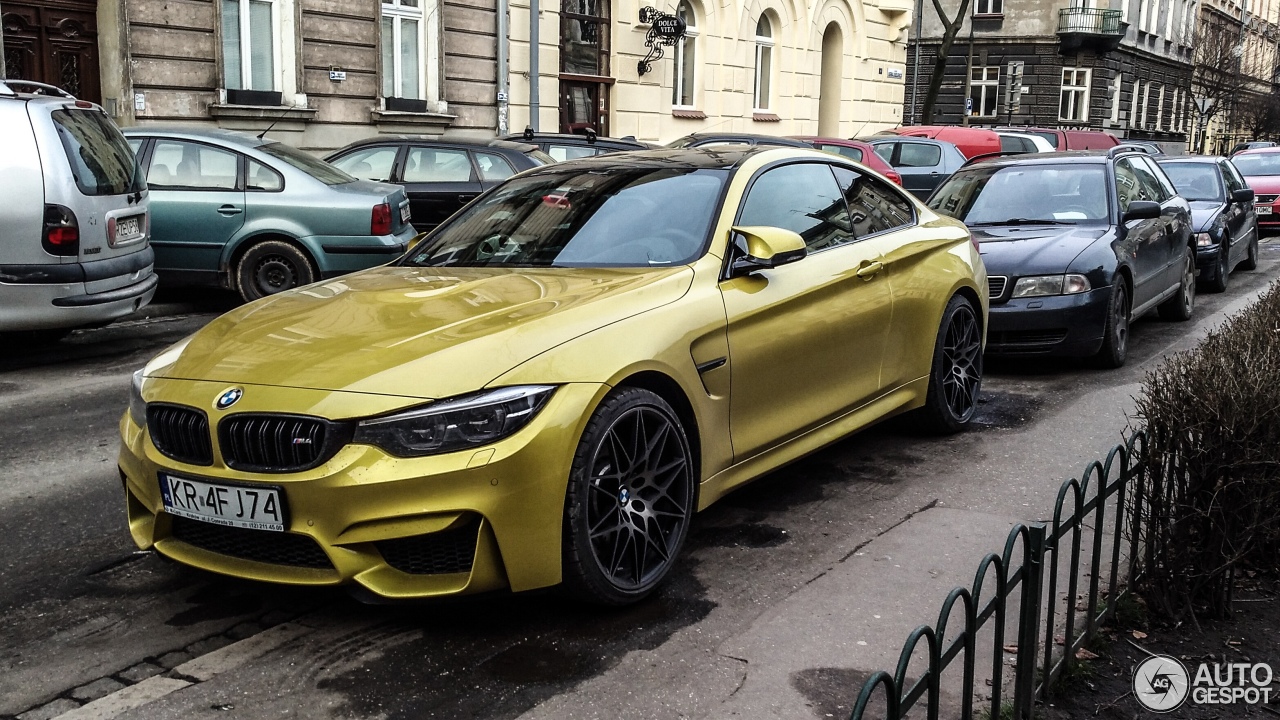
1057, 7, 1125, 35
850, 431, 1148, 720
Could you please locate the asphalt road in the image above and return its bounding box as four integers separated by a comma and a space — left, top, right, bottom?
1, 252, 1277, 720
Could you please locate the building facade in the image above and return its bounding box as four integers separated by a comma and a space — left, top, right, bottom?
904, 0, 1196, 147
2, 0, 911, 152
1193, 0, 1280, 153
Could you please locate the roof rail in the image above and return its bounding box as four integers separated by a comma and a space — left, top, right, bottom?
1106, 143, 1151, 158
0, 80, 14, 97
1, 80, 77, 99
960, 149, 1035, 168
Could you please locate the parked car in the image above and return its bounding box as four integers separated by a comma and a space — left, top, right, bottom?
327, 136, 552, 233
860, 136, 967, 200
929, 148, 1195, 367
996, 132, 1056, 154
1229, 140, 1275, 155
877, 125, 1001, 159
0, 80, 156, 339
120, 146, 986, 605
789, 136, 903, 184
1119, 139, 1166, 155
125, 127, 416, 303
993, 126, 1120, 151
1155, 156, 1259, 292
665, 133, 812, 149
1230, 147, 1280, 233
500, 129, 656, 161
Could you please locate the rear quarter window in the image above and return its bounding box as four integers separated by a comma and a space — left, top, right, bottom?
51, 109, 145, 196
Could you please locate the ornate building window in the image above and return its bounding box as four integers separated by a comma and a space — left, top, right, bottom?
672, 2, 698, 107
753, 15, 774, 111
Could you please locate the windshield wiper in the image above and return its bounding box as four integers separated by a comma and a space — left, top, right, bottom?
968, 218, 1075, 226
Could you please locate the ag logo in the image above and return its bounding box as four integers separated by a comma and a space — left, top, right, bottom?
1134, 655, 1190, 712
215, 387, 244, 410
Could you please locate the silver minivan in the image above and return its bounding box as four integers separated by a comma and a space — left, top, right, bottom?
0, 80, 156, 337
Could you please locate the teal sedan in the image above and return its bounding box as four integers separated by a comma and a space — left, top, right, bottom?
124, 128, 417, 302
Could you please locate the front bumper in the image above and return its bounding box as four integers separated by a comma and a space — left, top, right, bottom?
118, 378, 604, 599
1195, 244, 1222, 278
986, 286, 1111, 357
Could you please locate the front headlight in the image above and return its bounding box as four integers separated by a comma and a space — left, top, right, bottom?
1012, 274, 1091, 298
129, 369, 147, 429
1195, 232, 1214, 247
353, 385, 555, 458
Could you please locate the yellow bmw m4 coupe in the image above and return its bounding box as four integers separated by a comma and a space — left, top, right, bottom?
119, 147, 986, 605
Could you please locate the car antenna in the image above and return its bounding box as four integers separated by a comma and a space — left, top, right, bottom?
256, 108, 292, 140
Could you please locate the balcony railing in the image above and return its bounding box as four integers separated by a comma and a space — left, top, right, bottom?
1057, 7, 1124, 35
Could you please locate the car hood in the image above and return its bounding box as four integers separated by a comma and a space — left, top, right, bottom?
973, 224, 1108, 275
1243, 175, 1280, 194
148, 265, 694, 400
1189, 200, 1225, 233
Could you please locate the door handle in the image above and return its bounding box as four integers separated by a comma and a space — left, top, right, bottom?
856, 261, 884, 279
217, 205, 243, 216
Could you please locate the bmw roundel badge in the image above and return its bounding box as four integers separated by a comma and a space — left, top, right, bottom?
215, 387, 244, 410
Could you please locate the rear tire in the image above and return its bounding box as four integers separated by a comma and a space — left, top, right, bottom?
1239, 232, 1259, 271
912, 294, 982, 435
1157, 247, 1196, 321
1204, 236, 1230, 293
1093, 280, 1130, 369
562, 387, 695, 605
234, 240, 316, 303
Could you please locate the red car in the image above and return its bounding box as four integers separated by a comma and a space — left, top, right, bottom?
790, 136, 903, 185
875, 125, 1002, 159
1232, 147, 1280, 230
993, 126, 1120, 151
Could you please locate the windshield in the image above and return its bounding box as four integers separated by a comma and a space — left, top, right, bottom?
1027, 131, 1060, 149
1231, 152, 1280, 177
258, 141, 355, 185
929, 164, 1110, 224
403, 167, 728, 268
1159, 162, 1224, 202
51, 109, 146, 196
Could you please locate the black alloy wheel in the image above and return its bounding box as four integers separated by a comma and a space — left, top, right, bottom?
563, 388, 695, 605
1205, 235, 1230, 293
1094, 280, 1130, 369
1158, 248, 1196, 321
914, 294, 982, 434
235, 240, 316, 303
1239, 232, 1259, 271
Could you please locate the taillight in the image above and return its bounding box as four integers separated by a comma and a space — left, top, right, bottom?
43, 204, 80, 256
371, 202, 392, 236
885, 170, 903, 186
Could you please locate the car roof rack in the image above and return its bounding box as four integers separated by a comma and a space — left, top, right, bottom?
1106, 144, 1150, 158
960, 149, 1035, 168
0, 80, 77, 99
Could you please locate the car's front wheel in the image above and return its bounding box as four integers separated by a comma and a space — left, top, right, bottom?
1094, 279, 1130, 369
913, 294, 982, 434
1239, 232, 1259, 271
562, 387, 695, 605
1158, 247, 1196, 321
1204, 235, 1230, 293
235, 240, 316, 303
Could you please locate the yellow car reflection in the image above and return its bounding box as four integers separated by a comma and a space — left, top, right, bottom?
119, 147, 986, 605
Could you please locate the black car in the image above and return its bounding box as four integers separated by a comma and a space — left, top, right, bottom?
501, 129, 656, 161
665, 133, 812, 149
326, 137, 553, 231
928, 149, 1196, 367
1156, 156, 1260, 293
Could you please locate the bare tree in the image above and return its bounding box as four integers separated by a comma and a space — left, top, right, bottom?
920, 0, 974, 123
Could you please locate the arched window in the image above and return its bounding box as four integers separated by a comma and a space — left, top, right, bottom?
672, 2, 698, 107
753, 15, 774, 111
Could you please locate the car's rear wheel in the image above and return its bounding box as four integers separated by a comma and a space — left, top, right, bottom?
1204, 235, 1230, 293
562, 387, 695, 605
1239, 232, 1259, 271
913, 294, 982, 434
1094, 280, 1130, 369
235, 240, 315, 303
1158, 247, 1196, 321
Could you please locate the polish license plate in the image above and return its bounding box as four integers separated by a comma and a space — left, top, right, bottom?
1258, 206, 1272, 215
399, 203, 411, 223
159, 473, 285, 532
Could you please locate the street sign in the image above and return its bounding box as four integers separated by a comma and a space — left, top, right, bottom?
965, 97, 973, 116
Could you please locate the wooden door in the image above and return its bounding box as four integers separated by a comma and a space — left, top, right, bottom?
2, 1, 101, 103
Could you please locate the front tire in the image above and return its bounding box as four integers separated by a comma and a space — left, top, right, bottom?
1093, 280, 1130, 369
234, 240, 316, 303
1204, 236, 1230, 293
562, 387, 695, 605
1157, 247, 1196, 321
1239, 232, 1259, 271
913, 294, 982, 434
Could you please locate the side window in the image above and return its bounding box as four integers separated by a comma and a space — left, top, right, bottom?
1114, 159, 1142, 210
127, 138, 143, 155
247, 160, 284, 192
1219, 161, 1245, 193
403, 147, 475, 183
548, 144, 598, 161
1138, 157, 1177, 200
873, 142, 895, 163
833, 166, 915, 237
819, 144, 864, 162
329, 145, 399, 182
474, 151, 517, 181
1125, 157, 1170, 202
147, 141, 239, 190
897, 142, 942, 168
738, 163, 851, 253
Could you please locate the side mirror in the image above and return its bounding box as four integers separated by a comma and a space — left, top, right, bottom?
728, 226, 807, 277
1232, 188, 1255, 204
1122, 200, 1161, 222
